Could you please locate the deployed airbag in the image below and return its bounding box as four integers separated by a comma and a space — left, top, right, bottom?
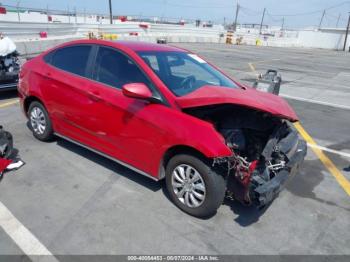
0, 37, 16, 57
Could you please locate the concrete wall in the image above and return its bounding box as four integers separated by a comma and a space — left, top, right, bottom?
234, 28, 349, 50
7, 21, 349, 54
1, 21, 225, 40
15, 35, 225, 57
297, 30, 348, 50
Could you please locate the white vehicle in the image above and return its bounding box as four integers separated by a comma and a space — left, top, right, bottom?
0, 35, 17, 56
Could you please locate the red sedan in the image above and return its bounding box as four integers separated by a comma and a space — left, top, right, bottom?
18, 40, 306, 217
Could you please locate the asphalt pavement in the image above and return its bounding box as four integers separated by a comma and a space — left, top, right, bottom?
0, 44, 349, 256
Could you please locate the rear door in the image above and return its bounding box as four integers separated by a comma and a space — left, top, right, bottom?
42, 44, 101, 146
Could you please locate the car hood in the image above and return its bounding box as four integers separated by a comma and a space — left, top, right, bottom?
175, 86, 298, 121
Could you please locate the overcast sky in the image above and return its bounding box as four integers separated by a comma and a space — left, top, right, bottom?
2, 0, 350, 28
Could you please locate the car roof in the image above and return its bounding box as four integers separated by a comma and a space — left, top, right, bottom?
114, 41, 186, 52
57, 39, 187, 53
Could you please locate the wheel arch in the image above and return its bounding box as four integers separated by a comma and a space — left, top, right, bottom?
23, 96, 46, 116
159, 145, 210, 180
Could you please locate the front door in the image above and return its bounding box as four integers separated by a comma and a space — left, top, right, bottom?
86, 46, 168, 175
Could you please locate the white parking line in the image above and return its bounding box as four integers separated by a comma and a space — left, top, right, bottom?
281, 94, 350, 110
307, 143, 350, 159
0, 201, 58, 261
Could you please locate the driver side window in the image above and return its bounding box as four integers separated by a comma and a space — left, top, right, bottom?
168, 55, 220, 86
93, 47, 151, 89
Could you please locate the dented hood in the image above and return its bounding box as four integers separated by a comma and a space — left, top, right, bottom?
176, 86, 298, 121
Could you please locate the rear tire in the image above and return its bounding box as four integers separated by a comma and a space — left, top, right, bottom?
165, 154, 226, 218
28, 101, 54, 141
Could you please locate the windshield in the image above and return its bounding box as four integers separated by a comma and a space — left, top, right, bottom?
138, 51, 239, 96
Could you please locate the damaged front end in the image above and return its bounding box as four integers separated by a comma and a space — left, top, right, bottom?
185, 104, 307, 208
217, 123, 306, 207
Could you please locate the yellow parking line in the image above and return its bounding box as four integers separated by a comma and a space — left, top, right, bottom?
248, 62, 256, 72
294, 122, 350, 196
0, 99, 19, 108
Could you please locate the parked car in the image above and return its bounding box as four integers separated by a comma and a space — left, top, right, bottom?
18, 40, 306, 217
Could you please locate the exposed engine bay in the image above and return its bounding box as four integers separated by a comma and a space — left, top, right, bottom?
184, 104, 307, 207
0, 36, 20, 89
0, 51, 20, 88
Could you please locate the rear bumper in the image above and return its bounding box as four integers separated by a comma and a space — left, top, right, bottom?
253, 139, 307, 207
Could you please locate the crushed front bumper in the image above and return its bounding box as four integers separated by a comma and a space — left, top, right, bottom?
252, 139, 307, 207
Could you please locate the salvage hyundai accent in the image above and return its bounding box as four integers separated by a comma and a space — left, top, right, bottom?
18, 40, 307, 217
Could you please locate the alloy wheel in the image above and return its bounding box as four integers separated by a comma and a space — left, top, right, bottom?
30, 107, 46, 135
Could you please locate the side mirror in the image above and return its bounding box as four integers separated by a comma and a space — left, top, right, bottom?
122, 83, 153, 100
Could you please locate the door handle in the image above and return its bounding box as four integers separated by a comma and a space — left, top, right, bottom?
87, 91, 102, 102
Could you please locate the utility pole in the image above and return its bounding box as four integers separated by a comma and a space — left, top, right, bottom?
259, 8, 266, 34
46, 4, 49, 23
108, 0, 113, 24
318, 9, 325, 29
74, 6, 77, 24
343, 12, 350, 51
16, 1, 21, 22
336, 13, 341, 28
68, 5, 70, 23
233, 2, 240, 31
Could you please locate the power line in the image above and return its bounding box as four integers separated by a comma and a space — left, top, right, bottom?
336, 13, 341, 27
268, 1, 350, 17
325, 12, 348, 22
266, 11, 283, 22
239, 6, 261, 16
157, 2, 234, 9
318, 10, 326, 29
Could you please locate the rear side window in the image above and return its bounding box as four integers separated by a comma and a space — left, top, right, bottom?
49, 45, 91, 77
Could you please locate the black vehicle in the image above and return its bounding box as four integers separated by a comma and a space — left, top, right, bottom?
0, 51, 20, 91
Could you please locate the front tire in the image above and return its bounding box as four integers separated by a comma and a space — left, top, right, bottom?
28, 101, 54, 141
165, 154, 226, 218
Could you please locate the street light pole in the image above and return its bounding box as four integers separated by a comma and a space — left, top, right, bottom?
109, 0, 113, 24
